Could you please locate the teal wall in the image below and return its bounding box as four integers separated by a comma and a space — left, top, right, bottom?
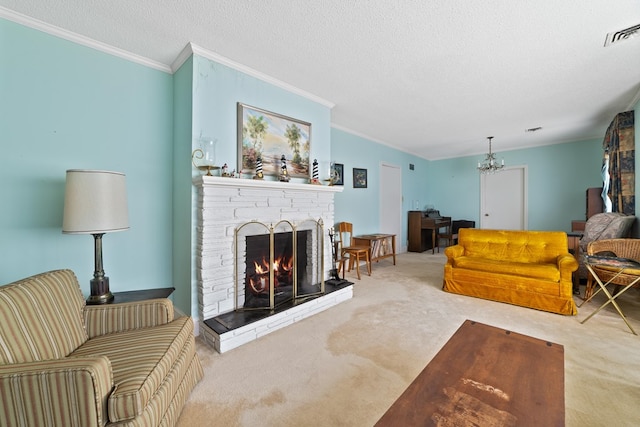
190, 55, 332, 175
331, 129, 606, 245
172, 57, 194, 315
1, 19, 176, 301
427, 139, 604, 231
331, 128, 429, 247
1, 17, 637, 321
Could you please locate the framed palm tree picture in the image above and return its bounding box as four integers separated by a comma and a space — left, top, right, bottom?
237, 103, 311, 179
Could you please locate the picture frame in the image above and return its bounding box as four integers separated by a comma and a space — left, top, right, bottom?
332, 163, 344, 186
353, 168, 367, 188
238, 103, 311, 179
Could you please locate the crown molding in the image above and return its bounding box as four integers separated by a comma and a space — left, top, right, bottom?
0, 6, 172, 74
627, 85, 640, 110
175, 43, 335, 109
2, 8, 336, 109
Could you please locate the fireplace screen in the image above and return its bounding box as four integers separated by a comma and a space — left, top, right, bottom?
235, 219, 324, 311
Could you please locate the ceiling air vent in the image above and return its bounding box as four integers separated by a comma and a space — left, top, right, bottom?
604, 23, 640, 47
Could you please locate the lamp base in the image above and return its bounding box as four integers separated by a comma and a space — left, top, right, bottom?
87, 276, 114, 304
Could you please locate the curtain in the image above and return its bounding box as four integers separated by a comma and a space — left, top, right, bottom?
602, 111, 635, 215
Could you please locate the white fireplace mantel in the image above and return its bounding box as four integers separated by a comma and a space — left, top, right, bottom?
193, 175, 344, 193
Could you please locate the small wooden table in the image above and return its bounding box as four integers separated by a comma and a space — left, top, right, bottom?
353, 234, 396, 266
375, 320, 564, 426
110, 287, 175, 304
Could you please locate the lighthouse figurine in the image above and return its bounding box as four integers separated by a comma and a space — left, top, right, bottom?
279, 155, 290, 182
310, 159, 321, 185
254, 156, 264, 180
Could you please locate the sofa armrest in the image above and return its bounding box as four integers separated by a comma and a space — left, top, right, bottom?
84, 298, 175, 338
0, 356, 113, 427
444, 244, 464, 262
557, 254, 579, 278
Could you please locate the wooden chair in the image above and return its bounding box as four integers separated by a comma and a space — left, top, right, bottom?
437, 220, 475, 251
336, 222, 371, 280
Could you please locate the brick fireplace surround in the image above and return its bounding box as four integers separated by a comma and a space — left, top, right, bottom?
194, 175, 353, 353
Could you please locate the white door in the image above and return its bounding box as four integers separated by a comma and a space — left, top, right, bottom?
480, 166, 527, 230
380, 163, 402, 244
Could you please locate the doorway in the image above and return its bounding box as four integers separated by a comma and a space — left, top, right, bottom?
480, 166, 527, 230
380, 162, 402, 247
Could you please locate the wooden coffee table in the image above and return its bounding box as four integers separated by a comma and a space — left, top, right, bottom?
375, 320, 565, 426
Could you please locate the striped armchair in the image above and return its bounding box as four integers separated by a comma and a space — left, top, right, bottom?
0, 269, 203, 427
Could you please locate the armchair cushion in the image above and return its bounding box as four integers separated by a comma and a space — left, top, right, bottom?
0, 269, 87, 365
72, 316, 195, 423
84, 298, 174, 338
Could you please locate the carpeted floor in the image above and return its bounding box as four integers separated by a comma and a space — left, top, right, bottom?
177, 252, 640, 427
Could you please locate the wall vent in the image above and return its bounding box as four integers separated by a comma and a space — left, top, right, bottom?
604, 23, 640, 47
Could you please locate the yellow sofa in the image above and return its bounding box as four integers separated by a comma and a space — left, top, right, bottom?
443, 229, 578, 315
0, 269, 203, 426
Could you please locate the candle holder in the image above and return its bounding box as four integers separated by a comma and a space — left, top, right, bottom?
192, 138, 219, 176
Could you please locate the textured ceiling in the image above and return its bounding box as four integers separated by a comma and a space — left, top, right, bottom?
2, 0, 640, 160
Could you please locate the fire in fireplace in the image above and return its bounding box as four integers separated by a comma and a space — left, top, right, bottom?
235, 219, 324, 311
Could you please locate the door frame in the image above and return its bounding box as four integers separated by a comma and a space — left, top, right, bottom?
379, 161, 403, 250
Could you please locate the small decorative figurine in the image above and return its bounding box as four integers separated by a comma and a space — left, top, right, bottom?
254, 156, 264, 180
310, 159, 321, 185
221, 163, 230, 177
279, 155, 290, 182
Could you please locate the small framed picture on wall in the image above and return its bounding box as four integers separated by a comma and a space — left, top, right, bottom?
353, 168, 367, 188
333, 163, 344, 185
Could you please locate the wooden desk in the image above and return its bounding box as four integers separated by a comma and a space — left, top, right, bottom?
353, 234, 396, 266
408, 211, 451, 253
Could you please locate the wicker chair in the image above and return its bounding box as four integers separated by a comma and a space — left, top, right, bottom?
576, 213, 635, 286
585, 238, 640, 300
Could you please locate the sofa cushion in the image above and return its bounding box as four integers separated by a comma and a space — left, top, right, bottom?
453, 256, 561, 282
0, 269, 88, 365
458, 229, 568, 264
71, 316, 194, 423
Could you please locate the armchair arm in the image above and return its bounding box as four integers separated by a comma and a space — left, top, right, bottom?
0, 356, 113, 427
84, 298, 174, 339
444, 245, 464, 263
557, 254, 579, 278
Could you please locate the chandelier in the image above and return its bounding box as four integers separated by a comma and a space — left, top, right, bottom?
477, 136, 504, 174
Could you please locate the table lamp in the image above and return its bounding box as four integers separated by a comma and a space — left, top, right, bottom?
62, 169, 129, 304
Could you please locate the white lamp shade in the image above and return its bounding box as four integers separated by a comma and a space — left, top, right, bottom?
62, 170, 129, 234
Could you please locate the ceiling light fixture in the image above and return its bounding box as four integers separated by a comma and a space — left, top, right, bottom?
604, 23, 640, 47
477, 136, 505, 174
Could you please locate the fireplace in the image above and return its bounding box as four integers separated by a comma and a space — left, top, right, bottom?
194, 175, 353, 353
236, 219, 324, 311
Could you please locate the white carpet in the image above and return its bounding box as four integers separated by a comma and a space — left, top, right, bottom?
177, 252, 640, 426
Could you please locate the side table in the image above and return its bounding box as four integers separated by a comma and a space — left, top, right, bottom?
579, 255, 640, 335
353, 234, 396, 265
109, 287, 175, 304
